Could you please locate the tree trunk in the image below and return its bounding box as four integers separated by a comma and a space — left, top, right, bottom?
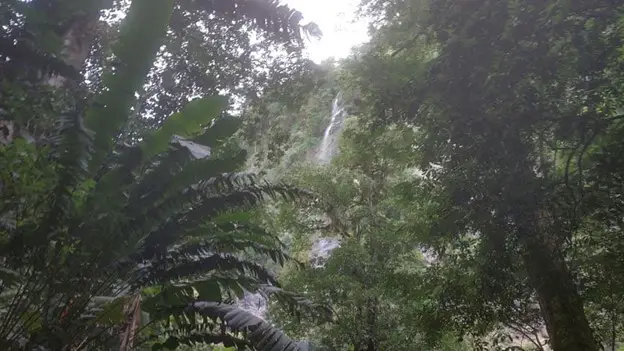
365, 297, 378, 351
28, 0, 107, 87
520, 224, 598, 351
46, 16, 99, 87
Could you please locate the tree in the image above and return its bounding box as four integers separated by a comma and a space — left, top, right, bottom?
0, 0, 324, 349
351, 0, 624, 350
259, 109, 467, 350
0, 0, 321, 141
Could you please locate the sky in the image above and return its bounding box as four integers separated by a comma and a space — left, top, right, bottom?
284, 0, 370, 63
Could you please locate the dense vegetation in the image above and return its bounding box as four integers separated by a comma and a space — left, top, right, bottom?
2, 0, 624, 350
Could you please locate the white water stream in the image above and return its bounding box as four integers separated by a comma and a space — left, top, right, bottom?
308, 92, 346, 265
238, 93, 347, 318
317, 93, 347, 163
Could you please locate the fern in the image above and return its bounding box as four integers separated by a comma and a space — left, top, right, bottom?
45, 110, 93, 237
136, 253, 278, 288
184, 302, 309, 351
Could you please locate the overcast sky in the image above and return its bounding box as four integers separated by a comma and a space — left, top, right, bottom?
284, 0, 369, 63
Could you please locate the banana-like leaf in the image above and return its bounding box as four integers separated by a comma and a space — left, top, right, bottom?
86, 0, 174, 172
89, 103, 229, 202
192, 116, 243, 148
140, 96, 228, 160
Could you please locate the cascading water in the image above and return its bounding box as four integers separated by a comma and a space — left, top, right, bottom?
308, 92, 347, 264
238, 93, 347, 318
309, 237, 341, 268
317, 93, 347, 164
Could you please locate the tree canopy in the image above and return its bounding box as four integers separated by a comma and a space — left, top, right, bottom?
2, 0, 624, 350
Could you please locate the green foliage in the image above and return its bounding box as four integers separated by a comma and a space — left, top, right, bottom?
241, 61, 343, 172
140, 96, 228, 160
0, 0, 324, 349
327, 0, 624, 350
6, 0, 624, 350
241, 1, 624, 350
86, 0, 174, 170
260, 118, 467, 350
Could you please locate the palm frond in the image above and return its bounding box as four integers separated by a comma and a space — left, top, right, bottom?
256, 285, 332, 322
44, 110, 93, 237
0, 36, 83, 83
127, 148, 246, 212
136, 253, 278, 288
129, 180, 310, 259
151, 332, 251, 350
160, 150, 248, 199
128, 146, 196, 208
187, 236, 290, 267
183, 301, 309, 351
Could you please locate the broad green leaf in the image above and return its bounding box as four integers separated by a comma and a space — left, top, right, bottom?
141, 96, 228, 160
95, 296, 128, 326
192, 116, 242, 148
86, 0, 174, 172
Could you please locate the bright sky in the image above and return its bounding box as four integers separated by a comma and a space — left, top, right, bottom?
284, 0, 369, 63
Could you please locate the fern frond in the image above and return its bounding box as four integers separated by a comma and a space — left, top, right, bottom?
183, 301, 309, 351
45, 110, 93, 236
256, 285, 332, 321
151, 332, 251, 350
136, 253, 278, 288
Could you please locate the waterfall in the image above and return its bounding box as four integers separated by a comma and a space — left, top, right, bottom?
238, 93, 347, 319
307, 92, 347, 266
309, 237, 341, 268
317, 92, 347, 163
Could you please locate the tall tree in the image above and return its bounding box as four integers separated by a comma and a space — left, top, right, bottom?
259, 102, 468, 349
352, 0, 624, 350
